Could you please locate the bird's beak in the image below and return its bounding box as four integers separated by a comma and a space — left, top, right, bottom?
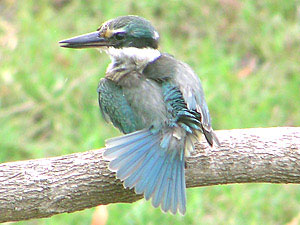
59, 31, 109, 49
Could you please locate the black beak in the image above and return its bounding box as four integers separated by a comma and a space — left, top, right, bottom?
59, 31, 109, 49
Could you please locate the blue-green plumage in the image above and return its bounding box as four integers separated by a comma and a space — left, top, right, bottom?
59, 15, 219, 215
97, 79, 138, 133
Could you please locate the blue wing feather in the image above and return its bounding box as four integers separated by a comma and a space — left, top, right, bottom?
97, 78, 138, 134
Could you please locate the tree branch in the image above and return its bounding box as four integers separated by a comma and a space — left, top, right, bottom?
0, 127, 299, 223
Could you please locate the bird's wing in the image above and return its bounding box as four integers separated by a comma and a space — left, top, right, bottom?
97, 78, 138, 134
143, 54, 219, 146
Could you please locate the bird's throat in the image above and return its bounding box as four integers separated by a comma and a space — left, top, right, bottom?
104, 47, 161, 84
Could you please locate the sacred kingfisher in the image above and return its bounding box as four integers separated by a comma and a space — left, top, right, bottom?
59, 15, 219, 215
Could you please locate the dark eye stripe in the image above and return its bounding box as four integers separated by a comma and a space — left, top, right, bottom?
114, 32, 126, 40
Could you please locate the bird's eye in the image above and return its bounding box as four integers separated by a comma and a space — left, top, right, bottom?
114, 32, 126, 40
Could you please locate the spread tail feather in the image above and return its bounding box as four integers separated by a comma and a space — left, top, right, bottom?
103, 129, 186, 215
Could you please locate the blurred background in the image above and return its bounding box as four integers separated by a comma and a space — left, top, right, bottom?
0, 0, 299, 224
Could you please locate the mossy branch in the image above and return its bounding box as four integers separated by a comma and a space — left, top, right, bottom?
0, 127, 299, 223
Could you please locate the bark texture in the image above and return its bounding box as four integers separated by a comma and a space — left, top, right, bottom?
0, 127, 299, 223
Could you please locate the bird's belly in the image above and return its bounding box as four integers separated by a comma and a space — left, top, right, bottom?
122, 79, 168, 129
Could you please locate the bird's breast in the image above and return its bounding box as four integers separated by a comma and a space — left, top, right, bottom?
122, 78, 168, 129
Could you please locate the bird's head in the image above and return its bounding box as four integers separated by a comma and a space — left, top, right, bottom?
59, 15, 159, 50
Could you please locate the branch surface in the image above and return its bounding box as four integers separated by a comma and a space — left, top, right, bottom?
0, 127, 299, 222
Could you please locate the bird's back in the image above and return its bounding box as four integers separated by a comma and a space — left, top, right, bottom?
99, 53, 213, 135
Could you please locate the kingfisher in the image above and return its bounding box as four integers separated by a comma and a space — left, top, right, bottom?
59, 15, 219, 215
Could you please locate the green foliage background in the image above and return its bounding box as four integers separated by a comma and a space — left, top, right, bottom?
0, 0, 299, 224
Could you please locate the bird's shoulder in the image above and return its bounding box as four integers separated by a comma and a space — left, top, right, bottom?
143, 53, 179, 82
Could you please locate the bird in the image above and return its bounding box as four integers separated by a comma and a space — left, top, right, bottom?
59, 15, 219, 215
